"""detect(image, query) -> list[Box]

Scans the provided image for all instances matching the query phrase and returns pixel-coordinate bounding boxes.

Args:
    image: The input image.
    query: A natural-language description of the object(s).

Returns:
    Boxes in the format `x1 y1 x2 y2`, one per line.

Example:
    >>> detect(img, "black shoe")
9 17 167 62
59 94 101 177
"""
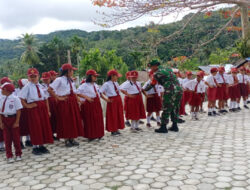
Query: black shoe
65 140 74 147
88 138 95 142
223 110 228 113
155 124 168 133
157 122 161 126
135 128 142 131
139 120 144 124
146 123 152 128
237 107 241 111
111 132 119 136
219 110 224 114
169 122 179 132
0 147 5 152
229 109 234 112
247 100 250 104
232 108 237 112
244 105 249 109
116 131 121 135
32 148 42 155
20 142 25 149
213 111 220 116
151 117 157 121
39 146 50 154
125 121 131 127
25 140 32 147
178 118 185 123
69 139 79 146
208 112 212 116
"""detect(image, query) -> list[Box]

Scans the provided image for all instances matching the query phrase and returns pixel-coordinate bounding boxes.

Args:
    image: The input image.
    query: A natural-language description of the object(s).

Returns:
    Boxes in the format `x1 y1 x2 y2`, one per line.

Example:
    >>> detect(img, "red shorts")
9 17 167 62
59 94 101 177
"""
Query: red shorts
189 92 202 107
217 84 228 101
207 87 217 101
239 83 248 97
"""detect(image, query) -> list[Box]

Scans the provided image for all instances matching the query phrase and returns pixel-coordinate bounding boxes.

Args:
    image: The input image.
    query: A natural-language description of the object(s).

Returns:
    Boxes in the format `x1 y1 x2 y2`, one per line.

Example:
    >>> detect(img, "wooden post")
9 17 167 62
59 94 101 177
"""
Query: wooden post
241 5 250 39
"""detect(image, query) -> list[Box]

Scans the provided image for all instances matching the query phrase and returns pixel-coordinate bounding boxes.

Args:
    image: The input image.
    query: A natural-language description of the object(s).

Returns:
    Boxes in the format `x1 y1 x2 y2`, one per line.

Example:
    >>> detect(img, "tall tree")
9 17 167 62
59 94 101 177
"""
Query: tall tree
19 33 40 65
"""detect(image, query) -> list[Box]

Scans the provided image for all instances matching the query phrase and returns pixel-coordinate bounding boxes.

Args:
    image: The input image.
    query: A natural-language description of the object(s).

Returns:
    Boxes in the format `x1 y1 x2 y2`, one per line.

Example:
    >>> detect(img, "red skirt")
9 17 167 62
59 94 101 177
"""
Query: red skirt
125 94 146 120
239 83 248 97
124 96 128 111
146 94 162 112
217 84 228 101
106 95 125 132
56 94 84 139
0 129 3 142
200 93 205 103
183 90 192 104
19 108 29 136
207 87 217 101
81 97 104 139
48 97 57 133
189 92 202 107
229 85 241 99
27 101 53 145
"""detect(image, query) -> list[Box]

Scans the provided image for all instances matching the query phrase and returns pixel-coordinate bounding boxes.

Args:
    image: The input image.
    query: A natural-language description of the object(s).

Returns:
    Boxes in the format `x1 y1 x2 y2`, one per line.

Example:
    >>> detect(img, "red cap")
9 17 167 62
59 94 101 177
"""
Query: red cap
197 71 203 77
41 72 51 80
247 69 250 74
86 69 99 76
130 70 139 78
199 71 205 76
81 79 86 84
239 66 246 71
107 69 122 77
231 68 238 73
186 71 192 76
210 67 218 73
1 83 15 93
0 77 11 85
61 63 77 71
27 68 39 76
49 70 58 76
218 67 225 72
126 71 131 79
18 79 28 88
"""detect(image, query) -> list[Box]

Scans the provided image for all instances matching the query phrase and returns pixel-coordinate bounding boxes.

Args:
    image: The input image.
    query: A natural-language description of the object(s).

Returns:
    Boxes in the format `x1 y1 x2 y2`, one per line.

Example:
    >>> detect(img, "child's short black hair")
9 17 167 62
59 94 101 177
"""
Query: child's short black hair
106 76 112 82
86 75 93 83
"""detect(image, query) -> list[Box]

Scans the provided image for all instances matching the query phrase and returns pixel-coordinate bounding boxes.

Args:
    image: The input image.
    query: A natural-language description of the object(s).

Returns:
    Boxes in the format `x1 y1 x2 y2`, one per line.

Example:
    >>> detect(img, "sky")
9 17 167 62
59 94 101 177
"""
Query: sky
0 0 184 40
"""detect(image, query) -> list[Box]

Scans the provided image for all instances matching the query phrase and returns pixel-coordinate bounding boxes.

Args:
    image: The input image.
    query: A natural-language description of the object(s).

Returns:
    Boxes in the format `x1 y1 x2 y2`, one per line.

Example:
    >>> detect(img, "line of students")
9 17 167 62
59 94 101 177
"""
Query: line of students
0 63 249 163
177 66 250 120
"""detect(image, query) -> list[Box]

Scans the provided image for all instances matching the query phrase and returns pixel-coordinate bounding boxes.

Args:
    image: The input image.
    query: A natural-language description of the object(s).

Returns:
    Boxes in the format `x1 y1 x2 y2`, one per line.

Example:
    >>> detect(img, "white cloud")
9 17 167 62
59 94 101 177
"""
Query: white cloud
0 0 187 39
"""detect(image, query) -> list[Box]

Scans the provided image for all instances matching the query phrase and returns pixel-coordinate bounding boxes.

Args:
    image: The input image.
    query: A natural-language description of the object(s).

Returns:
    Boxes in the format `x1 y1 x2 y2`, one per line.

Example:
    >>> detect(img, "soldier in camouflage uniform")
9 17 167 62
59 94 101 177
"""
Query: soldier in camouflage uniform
145 66 183 133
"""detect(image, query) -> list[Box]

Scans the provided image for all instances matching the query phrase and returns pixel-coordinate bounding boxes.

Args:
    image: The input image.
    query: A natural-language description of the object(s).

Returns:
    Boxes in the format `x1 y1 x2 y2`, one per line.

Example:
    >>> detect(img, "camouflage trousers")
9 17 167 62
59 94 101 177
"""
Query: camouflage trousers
161 93 182 125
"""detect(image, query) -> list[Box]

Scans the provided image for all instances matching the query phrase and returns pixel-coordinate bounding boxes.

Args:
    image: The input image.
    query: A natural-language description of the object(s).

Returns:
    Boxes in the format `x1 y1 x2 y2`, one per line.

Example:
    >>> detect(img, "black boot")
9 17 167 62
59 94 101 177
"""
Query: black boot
169 122 179 132
155 124 168 133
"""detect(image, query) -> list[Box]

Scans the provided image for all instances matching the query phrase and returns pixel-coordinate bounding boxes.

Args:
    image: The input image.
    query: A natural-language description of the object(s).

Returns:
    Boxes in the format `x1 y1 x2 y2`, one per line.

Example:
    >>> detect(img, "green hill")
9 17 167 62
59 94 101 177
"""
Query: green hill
0 10 241 67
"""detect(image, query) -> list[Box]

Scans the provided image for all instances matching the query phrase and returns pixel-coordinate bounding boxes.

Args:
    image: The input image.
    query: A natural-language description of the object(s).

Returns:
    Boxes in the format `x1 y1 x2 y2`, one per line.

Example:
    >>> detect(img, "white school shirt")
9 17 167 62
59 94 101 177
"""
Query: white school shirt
183 79 206 93
41 83 50 98
77 82 100 98
237 73 248 84
49 76 77 96
0 94 23 115
99 81 120 97
19 82 47 103
205 75 217 87
215 73 228 84
120 80 142 94
142 80 161 96
177 78 183 86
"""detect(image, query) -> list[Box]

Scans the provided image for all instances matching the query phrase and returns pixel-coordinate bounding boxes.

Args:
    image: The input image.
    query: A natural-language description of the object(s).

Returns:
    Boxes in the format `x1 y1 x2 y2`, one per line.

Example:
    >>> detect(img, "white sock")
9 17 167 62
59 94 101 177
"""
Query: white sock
237 102 240 108
33 145 39 148
131 120 136 129
244 101 247 106
233 102 236 109
212 108 216 112
156 116 160 122
136 120 139 128
229 101 233 109
208 108 211 112
147 116 151 124
0 142 4 148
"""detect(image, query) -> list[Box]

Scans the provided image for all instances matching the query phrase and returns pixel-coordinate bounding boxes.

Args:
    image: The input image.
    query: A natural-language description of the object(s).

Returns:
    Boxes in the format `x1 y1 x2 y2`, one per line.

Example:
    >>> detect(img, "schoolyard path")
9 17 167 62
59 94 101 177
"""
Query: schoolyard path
0 106 250 190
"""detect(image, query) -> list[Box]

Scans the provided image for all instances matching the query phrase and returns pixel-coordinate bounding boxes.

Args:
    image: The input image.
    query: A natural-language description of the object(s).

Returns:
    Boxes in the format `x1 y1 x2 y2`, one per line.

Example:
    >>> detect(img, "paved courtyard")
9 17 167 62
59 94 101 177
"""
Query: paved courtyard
0 106 250 190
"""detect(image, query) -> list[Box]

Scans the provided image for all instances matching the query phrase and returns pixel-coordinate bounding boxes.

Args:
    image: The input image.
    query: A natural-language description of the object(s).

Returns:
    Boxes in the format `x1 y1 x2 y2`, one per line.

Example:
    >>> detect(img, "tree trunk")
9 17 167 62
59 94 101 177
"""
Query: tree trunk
241 5 250 39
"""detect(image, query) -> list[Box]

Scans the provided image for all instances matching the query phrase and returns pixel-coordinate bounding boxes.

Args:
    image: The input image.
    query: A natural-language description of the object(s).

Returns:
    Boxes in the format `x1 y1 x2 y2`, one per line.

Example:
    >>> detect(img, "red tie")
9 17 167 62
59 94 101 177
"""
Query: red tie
153 85 157 93
134 82 141 93
93 84 99 98
1 96 8 113
113 82 119 96
194 81 200 93
213 77 218 86
243 75 245 84
68 78 73 94
221 74 226 84
36 85 42 98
